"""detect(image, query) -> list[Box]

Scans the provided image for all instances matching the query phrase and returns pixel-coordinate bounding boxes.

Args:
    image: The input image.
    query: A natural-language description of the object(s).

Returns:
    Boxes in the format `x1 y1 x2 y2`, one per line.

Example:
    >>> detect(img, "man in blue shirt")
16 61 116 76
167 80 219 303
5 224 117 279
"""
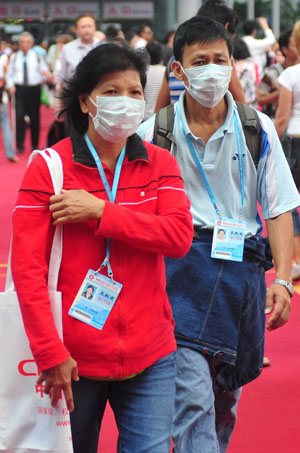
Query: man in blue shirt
138 16 300 453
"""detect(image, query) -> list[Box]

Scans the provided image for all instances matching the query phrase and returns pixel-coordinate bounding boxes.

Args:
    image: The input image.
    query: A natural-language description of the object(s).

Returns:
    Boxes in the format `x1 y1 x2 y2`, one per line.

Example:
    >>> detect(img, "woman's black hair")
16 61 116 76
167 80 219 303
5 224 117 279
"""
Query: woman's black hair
243 20 257 36
173 16 233 63
59 42 147 133
233 38 250 60
278 29 293 55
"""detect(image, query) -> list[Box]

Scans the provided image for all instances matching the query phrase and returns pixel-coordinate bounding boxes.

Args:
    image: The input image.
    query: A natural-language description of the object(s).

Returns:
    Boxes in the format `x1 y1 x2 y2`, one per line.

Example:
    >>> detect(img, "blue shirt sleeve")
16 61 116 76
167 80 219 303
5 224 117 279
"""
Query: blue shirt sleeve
137 115 156 143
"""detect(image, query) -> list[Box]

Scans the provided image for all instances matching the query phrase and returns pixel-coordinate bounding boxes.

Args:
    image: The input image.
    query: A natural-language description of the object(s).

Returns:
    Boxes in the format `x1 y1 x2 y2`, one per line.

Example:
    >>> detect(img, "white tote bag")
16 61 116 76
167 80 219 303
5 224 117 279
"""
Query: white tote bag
0 149 73 452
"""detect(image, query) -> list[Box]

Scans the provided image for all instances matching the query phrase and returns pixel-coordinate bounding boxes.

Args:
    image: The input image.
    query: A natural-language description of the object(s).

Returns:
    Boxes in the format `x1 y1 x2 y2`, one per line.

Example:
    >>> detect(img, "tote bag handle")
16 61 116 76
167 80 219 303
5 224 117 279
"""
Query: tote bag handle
5 148 63 293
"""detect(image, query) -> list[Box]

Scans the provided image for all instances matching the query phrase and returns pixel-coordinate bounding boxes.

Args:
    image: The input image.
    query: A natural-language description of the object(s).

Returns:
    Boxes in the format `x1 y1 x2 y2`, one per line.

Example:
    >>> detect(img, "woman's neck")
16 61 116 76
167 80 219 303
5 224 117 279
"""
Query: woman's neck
86 129 126 171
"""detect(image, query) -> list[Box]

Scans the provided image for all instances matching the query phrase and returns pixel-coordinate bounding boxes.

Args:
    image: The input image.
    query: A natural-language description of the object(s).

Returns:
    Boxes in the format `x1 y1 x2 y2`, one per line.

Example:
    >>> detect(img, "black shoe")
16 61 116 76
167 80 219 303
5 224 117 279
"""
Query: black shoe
17 148 23 154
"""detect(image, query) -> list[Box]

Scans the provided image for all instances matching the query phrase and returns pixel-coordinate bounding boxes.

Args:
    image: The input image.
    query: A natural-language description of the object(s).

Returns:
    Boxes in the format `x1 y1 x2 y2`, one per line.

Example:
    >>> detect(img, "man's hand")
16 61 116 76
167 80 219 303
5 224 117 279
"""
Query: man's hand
265 283 291 331
258 17 270 30
49 189 105 226
37 357 79 412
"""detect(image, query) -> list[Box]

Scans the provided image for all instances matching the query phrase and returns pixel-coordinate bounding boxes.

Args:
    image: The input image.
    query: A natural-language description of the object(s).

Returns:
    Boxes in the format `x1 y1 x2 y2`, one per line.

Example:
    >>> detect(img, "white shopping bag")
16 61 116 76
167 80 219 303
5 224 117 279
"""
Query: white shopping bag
0 149 73 452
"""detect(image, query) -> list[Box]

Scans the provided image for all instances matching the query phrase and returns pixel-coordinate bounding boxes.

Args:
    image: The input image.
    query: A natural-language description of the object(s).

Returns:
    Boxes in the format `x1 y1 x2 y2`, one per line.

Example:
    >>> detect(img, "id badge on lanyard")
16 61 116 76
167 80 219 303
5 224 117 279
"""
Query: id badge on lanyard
211 218 245 262
68 133 125 330
69 270 122 330
179 107 246 262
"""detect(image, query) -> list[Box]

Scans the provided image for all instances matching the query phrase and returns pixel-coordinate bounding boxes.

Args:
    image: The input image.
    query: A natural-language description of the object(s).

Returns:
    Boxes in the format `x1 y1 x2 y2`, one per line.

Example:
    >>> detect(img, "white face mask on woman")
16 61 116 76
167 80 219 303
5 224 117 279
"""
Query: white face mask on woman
180 63 232 108
88 95 145 143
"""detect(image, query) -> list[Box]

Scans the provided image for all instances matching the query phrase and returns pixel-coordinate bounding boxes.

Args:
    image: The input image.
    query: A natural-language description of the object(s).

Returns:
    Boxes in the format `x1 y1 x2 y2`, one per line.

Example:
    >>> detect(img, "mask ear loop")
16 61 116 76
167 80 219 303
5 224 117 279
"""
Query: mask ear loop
87 95 97 121
178 63 190 93
88 95 97 107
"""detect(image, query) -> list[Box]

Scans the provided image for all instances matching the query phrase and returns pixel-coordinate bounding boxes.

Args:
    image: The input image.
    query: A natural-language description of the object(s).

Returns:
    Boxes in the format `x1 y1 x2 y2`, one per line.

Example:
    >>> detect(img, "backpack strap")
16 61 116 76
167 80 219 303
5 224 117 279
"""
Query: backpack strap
153 103 176 150
236 101 261 168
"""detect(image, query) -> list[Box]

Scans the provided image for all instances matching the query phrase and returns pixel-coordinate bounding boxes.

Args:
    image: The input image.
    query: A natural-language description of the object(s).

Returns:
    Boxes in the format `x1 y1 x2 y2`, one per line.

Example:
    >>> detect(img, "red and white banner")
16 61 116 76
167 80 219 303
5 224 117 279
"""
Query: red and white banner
48 2 99 19
103 2 154 19
0 2 44 19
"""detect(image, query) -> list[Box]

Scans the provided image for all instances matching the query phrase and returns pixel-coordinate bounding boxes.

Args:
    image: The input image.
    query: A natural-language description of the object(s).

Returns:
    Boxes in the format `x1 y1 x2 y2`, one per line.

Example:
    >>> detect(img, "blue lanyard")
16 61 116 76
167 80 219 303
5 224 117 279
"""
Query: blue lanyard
178 107 245 221
85 133 126 278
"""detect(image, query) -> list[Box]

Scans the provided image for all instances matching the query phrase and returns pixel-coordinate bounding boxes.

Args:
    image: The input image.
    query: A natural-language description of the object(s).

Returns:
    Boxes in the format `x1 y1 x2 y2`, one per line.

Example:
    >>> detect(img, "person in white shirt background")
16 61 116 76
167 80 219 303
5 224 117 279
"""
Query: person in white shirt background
275 21 300 283
134 24 153 49
58 14 100 86
6 32 51 154
0 50 17 162
242 17 276 78
143 40 166 120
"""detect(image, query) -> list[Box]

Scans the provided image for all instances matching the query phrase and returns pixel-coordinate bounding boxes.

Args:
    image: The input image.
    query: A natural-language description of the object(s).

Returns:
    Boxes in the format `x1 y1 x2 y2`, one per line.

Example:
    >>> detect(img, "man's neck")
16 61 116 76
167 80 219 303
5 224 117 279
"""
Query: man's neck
184 93 228 144
80 38 94 46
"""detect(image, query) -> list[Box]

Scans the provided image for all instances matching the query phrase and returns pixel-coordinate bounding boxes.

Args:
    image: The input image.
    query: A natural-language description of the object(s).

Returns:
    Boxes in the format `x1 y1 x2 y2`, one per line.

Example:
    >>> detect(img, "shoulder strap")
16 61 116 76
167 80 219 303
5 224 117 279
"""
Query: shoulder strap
28 148 63 292
153 100 262 167
153 103 176 150
236 101 261 168
272 62 284 77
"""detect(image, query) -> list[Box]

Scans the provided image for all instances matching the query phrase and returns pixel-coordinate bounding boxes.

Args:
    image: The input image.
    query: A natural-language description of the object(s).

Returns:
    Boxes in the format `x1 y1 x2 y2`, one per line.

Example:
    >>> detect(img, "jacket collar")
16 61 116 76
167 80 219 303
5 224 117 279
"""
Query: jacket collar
71 129 149 167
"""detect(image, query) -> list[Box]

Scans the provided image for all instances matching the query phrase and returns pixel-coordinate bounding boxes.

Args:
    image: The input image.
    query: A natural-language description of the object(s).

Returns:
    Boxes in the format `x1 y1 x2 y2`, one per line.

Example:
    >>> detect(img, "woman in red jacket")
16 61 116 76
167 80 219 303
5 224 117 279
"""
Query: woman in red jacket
11 43 193 452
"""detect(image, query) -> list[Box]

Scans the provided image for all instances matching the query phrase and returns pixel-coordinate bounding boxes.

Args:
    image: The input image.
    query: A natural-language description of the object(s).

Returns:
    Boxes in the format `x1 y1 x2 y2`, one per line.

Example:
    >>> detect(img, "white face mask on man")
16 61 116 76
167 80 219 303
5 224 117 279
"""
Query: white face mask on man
180 63 232 108
88 95 145 143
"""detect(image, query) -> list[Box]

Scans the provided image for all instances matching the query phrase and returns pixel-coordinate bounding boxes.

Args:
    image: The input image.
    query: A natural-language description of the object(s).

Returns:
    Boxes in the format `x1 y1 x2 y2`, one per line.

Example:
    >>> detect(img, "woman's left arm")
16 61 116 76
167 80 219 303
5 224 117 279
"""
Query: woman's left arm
274 85 292 139
49 154 194 258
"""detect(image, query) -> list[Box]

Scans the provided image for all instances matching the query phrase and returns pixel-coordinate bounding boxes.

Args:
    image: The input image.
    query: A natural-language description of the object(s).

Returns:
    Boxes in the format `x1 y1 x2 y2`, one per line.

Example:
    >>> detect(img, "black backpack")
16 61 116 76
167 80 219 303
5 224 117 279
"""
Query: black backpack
153 101 262 168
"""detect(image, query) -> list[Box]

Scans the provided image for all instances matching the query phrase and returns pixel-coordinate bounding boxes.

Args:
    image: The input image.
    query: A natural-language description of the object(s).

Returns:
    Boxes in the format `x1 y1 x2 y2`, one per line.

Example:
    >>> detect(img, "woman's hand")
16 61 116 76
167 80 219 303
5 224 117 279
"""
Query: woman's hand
37 356 79 412
49 189 105 225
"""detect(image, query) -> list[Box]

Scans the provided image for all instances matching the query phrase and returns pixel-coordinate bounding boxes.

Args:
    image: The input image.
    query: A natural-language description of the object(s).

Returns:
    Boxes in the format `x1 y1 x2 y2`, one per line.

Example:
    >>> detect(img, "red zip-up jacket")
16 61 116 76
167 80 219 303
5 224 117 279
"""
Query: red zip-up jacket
11 132 193 378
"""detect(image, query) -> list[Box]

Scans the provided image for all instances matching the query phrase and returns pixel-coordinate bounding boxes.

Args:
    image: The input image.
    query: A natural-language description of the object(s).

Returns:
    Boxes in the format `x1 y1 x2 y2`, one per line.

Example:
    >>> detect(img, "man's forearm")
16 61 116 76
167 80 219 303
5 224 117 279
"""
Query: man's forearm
266 211 294 280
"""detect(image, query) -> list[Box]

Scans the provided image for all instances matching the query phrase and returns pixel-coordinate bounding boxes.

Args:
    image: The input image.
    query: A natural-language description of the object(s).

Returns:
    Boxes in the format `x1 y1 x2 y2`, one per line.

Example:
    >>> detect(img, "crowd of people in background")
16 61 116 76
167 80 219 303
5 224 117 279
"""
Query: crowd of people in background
1 2 300 452
1 10 299 159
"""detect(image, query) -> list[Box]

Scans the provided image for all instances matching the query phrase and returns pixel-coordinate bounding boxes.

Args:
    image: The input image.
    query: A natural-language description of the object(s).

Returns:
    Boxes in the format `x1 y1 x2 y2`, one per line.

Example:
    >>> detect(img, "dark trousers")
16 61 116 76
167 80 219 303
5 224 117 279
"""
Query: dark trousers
15 84 41 151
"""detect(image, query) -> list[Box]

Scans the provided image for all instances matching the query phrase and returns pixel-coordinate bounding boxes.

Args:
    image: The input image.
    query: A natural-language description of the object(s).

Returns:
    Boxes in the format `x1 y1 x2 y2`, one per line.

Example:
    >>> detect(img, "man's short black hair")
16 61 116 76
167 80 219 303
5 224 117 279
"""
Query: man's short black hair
197 0 239 35
278 29 293 54
105 25 120 40
173 16 233 63
59 43 147 133
146 40 163 65
137 23 150 36
233 38 250 60
243 19 257 36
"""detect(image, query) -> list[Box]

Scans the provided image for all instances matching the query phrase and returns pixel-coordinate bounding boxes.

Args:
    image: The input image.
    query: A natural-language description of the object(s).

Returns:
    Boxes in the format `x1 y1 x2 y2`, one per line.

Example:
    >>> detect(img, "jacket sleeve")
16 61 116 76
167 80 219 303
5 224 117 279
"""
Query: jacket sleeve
97 150 194 258
11 156 70 371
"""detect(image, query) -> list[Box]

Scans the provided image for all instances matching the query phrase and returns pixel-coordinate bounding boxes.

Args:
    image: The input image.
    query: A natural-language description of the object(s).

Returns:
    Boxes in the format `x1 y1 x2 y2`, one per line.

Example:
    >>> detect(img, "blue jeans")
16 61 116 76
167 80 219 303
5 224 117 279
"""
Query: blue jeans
166 231 267 392
0 102 15 158
70 352 176 453
173 346 241 453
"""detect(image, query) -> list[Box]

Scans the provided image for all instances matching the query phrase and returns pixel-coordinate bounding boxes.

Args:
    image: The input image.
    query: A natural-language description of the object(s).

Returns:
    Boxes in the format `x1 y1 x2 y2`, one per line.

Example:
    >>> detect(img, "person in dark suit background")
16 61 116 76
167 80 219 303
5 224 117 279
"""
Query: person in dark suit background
6 32 51 154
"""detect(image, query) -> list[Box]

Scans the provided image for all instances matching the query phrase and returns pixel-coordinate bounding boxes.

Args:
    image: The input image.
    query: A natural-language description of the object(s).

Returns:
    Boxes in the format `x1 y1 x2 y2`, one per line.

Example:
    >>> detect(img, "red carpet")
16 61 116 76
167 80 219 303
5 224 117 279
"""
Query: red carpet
1 104 300 452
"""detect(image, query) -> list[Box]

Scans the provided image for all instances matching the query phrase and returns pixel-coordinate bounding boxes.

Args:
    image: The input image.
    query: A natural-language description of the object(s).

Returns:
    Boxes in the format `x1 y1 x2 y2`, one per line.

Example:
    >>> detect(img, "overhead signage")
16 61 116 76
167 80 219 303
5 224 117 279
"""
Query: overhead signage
0 2 44 19
48 2 99 18
103 2 154 19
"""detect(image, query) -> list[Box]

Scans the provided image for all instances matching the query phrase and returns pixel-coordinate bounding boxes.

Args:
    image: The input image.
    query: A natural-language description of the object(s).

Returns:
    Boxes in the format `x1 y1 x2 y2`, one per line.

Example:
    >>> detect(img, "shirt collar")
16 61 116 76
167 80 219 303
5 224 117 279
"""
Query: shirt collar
71 129 149 167
177 90 236 139
77 37 99 49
